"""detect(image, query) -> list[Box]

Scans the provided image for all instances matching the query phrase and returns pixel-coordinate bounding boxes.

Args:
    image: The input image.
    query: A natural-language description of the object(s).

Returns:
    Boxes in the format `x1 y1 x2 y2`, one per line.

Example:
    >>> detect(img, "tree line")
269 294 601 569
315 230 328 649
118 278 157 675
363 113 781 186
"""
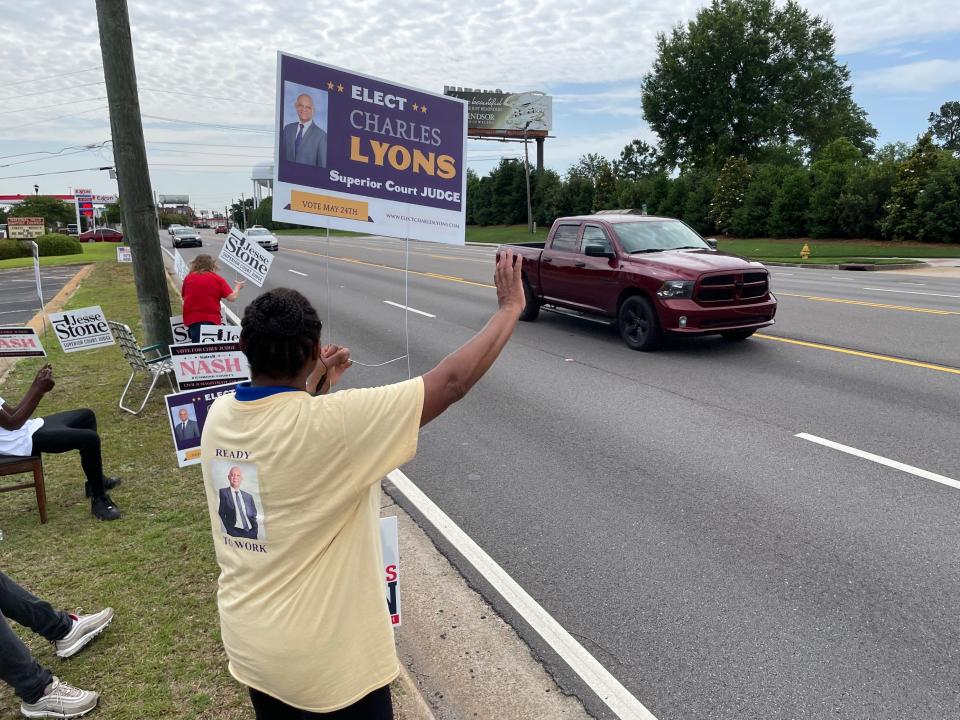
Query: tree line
468 0 960 242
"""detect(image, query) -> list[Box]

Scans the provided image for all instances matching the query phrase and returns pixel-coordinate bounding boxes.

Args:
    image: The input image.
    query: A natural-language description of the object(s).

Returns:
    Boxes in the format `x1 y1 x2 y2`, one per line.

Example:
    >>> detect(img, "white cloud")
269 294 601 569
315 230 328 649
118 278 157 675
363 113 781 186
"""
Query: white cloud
859 59 960 93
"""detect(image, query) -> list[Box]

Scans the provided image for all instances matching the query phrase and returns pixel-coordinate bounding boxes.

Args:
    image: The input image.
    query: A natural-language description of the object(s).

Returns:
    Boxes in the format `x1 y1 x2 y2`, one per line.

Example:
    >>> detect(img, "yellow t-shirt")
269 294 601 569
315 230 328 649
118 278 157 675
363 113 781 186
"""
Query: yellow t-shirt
199 377 424 712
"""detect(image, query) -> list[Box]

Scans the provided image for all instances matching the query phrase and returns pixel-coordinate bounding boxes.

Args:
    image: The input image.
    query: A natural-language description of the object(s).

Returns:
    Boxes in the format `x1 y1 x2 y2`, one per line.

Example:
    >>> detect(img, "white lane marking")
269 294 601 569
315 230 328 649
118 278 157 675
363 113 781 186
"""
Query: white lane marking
899 282 926 286
772 273 794 276
797 433 960 491
387 469 658 720
862 287 960 299
383 300 435 318
288 269 308 277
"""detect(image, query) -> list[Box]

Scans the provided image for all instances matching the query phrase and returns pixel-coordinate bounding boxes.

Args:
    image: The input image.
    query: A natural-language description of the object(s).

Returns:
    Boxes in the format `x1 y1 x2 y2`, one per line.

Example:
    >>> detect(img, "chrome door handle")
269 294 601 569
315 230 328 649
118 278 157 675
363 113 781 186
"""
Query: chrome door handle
574 262 586 268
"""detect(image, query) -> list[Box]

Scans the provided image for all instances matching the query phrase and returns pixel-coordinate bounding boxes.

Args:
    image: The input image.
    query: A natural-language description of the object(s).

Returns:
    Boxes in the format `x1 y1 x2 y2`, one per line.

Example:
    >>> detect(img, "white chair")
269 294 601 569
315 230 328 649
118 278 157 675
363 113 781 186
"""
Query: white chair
108 321 177 415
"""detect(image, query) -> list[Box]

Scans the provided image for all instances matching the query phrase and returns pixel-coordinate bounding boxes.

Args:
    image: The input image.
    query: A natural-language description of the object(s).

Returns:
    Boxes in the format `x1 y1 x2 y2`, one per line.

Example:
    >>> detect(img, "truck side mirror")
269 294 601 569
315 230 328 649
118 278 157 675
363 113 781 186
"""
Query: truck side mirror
705 238 718 250
584 244 615 259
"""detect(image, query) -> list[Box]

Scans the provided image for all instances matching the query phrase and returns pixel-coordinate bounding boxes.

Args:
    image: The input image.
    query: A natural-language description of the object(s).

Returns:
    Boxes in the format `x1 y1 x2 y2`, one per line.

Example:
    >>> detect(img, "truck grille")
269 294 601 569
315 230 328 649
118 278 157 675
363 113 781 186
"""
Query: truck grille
696 272 768 303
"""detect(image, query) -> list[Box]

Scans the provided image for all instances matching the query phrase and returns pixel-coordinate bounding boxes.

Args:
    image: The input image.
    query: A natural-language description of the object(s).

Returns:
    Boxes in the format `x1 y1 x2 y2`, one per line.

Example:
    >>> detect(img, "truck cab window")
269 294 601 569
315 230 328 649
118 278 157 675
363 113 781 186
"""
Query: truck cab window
581 226 612 254
551 224 580 252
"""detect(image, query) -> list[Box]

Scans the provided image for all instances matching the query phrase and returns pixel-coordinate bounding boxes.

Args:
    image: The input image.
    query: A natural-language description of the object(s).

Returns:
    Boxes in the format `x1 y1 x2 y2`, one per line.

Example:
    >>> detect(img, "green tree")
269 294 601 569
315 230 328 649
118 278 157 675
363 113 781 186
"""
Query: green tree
730 165 783 237
928 101 960 152
880 133 942 241
101 202 122 225
768 167 811 237
641 0 876 169
593 161 618 210
914 154 960 242
567 153 610 184
658 176 690 220
532 169 564 227
9 196 74 228
613 140 661 180
807 138 863 237
709 156 750 233
681 171 718 235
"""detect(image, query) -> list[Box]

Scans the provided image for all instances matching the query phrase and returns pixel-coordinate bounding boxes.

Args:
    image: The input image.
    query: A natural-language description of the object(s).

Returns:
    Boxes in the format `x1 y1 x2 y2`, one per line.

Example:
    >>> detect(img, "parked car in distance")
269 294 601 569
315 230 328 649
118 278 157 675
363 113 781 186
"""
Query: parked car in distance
0 224 7 239
171 227 202 248
167 224 184 235
500 214 777 351
78 228 124 242
215 225 228 234
67 224 80 236
246 226 278 251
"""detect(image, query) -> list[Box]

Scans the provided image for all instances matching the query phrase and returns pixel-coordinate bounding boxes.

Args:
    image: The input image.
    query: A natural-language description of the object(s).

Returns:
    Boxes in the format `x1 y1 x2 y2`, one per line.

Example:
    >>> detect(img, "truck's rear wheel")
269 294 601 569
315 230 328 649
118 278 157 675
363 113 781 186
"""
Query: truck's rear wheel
618 295 661 351
720 328 757 341
519 277 540 321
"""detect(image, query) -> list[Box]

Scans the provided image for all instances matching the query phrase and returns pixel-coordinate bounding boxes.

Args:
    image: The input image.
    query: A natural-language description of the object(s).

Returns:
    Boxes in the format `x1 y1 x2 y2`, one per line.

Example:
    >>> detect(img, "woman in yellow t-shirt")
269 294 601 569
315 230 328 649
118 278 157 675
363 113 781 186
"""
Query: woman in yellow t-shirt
201 251 525 719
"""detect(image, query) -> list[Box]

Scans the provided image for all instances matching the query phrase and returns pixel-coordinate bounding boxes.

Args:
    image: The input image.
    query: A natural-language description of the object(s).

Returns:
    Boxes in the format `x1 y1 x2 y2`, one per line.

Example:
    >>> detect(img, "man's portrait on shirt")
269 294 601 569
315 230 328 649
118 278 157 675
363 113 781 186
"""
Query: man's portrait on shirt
215 462 265 541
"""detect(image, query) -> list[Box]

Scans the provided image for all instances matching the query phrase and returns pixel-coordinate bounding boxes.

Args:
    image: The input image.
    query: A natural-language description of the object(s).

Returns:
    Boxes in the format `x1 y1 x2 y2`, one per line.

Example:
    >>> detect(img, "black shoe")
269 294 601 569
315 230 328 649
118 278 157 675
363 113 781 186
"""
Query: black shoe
91 495 121 521
85 477 122 498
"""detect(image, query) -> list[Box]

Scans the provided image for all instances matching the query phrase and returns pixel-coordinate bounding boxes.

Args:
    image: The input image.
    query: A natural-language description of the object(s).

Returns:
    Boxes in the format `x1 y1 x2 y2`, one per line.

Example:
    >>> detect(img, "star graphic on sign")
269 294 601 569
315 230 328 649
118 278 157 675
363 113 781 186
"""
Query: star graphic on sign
411 102 419 112
420 104 427 113
326 81 334 90
337 83 344 92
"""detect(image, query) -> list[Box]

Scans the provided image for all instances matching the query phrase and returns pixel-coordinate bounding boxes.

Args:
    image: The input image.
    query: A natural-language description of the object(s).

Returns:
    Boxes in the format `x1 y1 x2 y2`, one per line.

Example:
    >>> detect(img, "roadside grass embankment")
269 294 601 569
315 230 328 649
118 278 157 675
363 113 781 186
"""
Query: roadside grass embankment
0 243 120 271
0 262 250 719
464 225 960 263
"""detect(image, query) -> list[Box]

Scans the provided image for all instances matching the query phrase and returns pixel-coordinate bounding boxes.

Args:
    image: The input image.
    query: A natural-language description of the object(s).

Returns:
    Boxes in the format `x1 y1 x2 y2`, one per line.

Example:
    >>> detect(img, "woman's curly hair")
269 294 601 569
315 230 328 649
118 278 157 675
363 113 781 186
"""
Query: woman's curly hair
240 288 322 378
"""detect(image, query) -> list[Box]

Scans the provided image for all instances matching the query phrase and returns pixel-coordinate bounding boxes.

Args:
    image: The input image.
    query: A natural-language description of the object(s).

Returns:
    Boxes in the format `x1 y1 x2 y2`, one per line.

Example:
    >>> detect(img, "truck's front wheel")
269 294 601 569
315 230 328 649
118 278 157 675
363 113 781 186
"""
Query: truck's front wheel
618 295 661 351
519 277 540 321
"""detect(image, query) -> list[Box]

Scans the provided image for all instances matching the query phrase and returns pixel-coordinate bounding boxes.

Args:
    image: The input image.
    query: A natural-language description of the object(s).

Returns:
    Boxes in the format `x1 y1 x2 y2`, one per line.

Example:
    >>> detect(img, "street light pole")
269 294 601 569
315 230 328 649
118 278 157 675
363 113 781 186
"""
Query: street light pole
523 121 534 234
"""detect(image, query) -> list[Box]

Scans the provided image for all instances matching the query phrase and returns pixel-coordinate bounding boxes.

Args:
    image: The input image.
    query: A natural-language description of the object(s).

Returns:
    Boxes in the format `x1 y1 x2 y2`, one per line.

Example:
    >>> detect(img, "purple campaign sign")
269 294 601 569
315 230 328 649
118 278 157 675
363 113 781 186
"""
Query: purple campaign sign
275 53 467 216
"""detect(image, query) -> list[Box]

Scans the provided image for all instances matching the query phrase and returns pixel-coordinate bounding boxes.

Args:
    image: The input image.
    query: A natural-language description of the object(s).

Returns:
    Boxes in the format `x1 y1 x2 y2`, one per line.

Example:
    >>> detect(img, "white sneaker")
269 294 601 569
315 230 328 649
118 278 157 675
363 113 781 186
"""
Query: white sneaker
54 608 114 659
19 677 99 718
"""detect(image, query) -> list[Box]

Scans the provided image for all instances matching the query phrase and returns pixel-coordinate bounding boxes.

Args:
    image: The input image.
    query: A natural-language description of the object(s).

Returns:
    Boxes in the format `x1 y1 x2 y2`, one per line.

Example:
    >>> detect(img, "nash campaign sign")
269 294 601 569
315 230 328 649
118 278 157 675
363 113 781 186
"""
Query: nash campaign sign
218 228 273 287
116 246 132 263
272 52 468 245
48 306 114 353
0 327 46 357
171 341 250 390
164 382 239 467
380 516 401 626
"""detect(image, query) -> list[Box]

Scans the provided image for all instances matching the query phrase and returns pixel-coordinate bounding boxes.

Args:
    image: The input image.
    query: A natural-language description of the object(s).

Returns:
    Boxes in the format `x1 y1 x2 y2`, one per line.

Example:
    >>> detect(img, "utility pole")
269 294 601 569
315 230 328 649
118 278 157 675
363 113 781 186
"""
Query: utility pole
523 122 534 234
96 0 172 347
240 192 247 230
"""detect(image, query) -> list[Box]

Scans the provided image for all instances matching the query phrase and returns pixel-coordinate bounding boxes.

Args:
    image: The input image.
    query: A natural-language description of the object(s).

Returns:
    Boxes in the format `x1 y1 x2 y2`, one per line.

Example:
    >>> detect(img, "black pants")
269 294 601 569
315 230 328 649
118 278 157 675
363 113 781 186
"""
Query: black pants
249 685 393 720
30 408 105 498
0 570 72 704
187 321 215 343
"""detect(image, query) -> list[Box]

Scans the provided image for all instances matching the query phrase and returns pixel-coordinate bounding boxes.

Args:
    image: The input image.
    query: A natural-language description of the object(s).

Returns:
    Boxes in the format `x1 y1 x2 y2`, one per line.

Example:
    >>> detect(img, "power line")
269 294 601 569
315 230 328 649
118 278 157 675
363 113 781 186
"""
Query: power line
1 66 103 89
0 141 111 161
0 165 111 181
147 148 273 159
145 140 272 149
6 80 106 101
140 113 272 133
148 162 264 167
0 106 108 132
139 86 272 107
0 143 111 168
0 96 109 117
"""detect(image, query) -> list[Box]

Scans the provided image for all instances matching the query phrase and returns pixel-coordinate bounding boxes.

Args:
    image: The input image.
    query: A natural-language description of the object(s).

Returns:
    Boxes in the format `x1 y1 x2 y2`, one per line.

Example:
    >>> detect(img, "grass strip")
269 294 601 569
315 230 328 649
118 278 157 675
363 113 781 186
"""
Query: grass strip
0 243 121 271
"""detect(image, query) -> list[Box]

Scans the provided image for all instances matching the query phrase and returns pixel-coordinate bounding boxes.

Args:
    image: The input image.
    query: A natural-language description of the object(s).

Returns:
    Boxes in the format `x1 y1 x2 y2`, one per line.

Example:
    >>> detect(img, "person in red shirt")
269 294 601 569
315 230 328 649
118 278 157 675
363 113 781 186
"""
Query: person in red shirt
182 255 245 342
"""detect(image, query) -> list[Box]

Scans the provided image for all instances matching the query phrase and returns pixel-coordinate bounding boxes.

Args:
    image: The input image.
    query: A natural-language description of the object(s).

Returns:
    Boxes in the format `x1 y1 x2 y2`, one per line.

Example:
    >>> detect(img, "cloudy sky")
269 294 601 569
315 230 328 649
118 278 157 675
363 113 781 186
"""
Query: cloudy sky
1 0 959 215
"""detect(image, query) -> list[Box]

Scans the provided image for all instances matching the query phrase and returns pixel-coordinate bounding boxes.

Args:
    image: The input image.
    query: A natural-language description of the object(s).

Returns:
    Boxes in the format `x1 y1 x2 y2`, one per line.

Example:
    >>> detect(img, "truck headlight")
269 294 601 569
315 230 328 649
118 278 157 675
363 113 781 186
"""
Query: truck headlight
656 280 694 298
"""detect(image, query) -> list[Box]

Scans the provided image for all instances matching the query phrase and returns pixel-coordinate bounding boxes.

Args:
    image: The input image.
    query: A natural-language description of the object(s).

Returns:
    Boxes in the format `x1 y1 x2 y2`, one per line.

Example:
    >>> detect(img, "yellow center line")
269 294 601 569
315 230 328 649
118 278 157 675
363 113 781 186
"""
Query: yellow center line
756 334 960 375
283 248 958 376
776 291 958 316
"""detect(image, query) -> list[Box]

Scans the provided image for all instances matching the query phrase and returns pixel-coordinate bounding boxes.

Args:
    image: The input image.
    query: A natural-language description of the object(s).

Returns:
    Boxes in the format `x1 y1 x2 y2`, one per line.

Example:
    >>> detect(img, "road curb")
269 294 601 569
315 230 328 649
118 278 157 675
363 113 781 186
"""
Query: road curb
0 263 94 385
761 260 925 271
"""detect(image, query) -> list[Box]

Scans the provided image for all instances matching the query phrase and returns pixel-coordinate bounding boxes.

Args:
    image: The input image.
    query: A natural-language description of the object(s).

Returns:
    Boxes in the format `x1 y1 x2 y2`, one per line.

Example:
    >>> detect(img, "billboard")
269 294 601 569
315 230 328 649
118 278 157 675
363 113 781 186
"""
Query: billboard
443 88 552 133
158 194 189 205
8 217 45 239
272 52 468 245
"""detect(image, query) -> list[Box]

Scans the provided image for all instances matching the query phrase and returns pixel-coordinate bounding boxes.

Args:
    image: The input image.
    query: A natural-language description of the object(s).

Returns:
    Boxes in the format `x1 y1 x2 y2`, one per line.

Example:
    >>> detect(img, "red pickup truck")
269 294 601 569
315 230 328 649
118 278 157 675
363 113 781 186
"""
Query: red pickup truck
502 214 777 350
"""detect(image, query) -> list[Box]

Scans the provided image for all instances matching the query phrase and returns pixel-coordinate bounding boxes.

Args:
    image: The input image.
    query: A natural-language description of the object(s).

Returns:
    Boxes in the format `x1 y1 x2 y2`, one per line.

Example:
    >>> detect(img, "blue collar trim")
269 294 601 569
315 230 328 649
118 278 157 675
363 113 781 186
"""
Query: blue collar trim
234 382 302 401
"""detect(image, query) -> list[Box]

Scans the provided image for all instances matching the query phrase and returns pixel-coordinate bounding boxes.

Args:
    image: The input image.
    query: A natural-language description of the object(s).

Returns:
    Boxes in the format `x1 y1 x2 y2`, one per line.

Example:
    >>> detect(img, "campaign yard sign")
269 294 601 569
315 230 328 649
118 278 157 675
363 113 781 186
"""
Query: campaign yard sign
171 341 250 389
164 382 239 467
48 306 114 353
174 249 189 283
0 327 46 357
198 325 241 343
218 228 273 287
380 516 401 626
116 246 132 263
272 52 468 245
169 316 190 345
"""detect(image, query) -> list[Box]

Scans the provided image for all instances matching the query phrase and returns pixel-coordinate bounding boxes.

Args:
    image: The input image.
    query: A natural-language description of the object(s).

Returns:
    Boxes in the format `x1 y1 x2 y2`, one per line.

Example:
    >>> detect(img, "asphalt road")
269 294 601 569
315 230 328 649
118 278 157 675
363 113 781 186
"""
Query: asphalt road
0 265 83 326
172 230 960 720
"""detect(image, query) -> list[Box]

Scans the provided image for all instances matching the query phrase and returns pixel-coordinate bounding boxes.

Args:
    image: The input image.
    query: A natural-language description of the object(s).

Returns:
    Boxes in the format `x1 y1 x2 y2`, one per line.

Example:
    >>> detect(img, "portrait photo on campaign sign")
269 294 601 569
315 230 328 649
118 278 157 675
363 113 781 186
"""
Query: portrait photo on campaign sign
212 460 267 543
272 51 468 245
281 81 329 168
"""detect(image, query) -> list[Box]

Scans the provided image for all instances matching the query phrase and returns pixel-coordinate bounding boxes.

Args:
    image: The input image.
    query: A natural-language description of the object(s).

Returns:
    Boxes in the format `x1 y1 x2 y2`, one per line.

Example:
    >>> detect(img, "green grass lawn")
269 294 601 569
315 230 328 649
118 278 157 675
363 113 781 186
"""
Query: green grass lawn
0 263 251 719
463 225 960 260
0 243 121 271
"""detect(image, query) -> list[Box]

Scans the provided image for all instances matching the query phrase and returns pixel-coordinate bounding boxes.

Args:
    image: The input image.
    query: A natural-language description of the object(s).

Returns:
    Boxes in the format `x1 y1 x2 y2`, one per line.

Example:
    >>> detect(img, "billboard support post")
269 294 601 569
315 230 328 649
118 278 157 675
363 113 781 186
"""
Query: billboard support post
523 122 533 235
